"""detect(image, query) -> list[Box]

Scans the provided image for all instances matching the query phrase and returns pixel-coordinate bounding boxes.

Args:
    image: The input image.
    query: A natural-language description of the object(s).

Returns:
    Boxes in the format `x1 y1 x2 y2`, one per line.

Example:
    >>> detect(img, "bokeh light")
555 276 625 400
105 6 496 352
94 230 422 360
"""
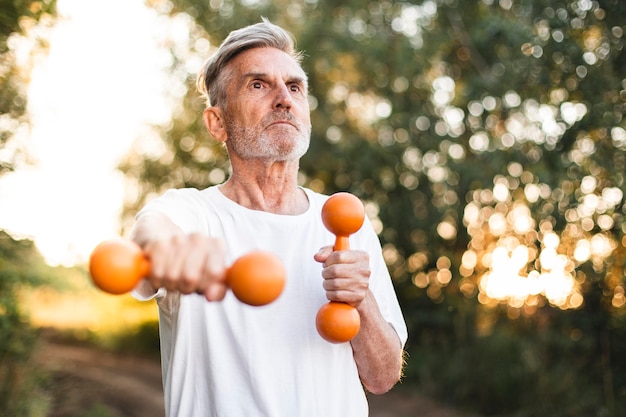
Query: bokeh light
458 172 621 310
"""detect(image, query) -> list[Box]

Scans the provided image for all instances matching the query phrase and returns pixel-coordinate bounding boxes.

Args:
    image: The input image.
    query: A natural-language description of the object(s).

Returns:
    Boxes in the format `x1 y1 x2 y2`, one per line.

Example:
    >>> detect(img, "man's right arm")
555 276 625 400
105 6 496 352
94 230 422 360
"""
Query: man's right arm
130 211 229 301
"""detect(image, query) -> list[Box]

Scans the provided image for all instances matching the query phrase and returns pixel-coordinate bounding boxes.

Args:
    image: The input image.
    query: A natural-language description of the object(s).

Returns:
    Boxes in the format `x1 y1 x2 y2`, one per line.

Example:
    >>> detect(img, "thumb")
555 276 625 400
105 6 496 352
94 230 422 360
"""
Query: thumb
314 245 333 263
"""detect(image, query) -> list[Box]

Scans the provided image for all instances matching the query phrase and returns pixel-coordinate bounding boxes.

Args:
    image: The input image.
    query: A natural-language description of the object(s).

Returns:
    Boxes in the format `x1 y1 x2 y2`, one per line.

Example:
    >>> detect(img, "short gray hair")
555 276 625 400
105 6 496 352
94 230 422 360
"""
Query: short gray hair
197 18 304 107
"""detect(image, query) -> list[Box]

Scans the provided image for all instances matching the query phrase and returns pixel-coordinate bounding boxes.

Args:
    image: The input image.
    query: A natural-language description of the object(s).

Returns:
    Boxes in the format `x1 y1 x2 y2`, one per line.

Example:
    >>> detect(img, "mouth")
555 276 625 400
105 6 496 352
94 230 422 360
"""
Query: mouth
269 120 297 129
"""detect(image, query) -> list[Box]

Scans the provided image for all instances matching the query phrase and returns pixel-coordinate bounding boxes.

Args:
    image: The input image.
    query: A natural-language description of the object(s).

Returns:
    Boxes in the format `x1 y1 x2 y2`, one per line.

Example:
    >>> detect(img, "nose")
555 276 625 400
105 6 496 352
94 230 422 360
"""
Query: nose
273 83 293 110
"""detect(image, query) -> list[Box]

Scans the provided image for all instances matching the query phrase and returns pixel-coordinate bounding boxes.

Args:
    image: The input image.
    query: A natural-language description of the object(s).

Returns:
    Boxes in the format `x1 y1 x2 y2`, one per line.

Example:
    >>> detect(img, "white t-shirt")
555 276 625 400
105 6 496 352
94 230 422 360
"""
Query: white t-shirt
133 186 407 417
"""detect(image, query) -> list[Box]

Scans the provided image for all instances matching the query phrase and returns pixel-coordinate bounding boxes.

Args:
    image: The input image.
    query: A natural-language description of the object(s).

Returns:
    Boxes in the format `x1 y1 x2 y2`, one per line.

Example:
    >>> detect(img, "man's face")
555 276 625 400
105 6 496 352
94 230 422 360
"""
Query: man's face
221 47 312 161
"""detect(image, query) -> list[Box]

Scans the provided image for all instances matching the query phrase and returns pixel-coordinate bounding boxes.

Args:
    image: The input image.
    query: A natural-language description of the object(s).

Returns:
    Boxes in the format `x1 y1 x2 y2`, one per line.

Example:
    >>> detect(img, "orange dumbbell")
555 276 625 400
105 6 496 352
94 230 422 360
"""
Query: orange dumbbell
89 238 286 306
315 192 365 343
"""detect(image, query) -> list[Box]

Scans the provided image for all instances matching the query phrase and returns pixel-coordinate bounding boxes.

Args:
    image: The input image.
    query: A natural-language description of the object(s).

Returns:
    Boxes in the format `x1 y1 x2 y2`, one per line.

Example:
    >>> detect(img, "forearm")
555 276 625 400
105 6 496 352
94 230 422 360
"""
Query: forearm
351 291 404 394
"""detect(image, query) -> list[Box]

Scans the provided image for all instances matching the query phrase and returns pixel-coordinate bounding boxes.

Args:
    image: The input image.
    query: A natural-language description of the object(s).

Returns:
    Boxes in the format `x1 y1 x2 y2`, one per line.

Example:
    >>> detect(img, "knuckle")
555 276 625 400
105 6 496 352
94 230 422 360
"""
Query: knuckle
188 233 206 245
180 271 199 287
362 267 372 278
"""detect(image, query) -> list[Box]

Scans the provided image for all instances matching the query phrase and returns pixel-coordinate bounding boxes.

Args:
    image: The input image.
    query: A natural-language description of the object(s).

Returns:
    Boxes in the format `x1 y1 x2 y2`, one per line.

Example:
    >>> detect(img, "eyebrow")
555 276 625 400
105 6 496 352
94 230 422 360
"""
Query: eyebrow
240 72 308 87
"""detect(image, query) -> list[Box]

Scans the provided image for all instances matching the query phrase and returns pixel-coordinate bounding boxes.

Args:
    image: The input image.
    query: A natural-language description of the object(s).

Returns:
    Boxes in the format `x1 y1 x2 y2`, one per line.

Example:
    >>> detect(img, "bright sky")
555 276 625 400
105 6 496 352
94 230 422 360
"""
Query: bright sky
0 0 172 266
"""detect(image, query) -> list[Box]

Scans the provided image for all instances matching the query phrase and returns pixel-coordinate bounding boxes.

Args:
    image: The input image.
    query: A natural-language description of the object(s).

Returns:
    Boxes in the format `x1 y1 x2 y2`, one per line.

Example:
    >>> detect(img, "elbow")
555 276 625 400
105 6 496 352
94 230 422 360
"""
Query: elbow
365 383 396 396
363 371 401 395
362 357 404 395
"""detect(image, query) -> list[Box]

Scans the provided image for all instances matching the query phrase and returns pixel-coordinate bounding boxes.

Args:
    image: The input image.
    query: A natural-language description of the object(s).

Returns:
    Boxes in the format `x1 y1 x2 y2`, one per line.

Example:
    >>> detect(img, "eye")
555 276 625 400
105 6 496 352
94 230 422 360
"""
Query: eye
252 81 263 89
289 83 302 93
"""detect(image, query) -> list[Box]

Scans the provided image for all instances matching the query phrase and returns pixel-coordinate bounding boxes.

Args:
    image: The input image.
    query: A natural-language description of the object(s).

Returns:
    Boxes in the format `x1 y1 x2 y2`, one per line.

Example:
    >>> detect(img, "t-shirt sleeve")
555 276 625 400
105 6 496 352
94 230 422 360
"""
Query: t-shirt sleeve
136 188 207 234
131 279 167 301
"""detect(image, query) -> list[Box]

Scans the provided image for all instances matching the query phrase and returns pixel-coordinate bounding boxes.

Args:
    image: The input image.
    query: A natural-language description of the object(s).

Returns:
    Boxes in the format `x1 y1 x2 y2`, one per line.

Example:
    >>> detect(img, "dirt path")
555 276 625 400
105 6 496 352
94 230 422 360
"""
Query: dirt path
36 340 468 417
36 341 165 417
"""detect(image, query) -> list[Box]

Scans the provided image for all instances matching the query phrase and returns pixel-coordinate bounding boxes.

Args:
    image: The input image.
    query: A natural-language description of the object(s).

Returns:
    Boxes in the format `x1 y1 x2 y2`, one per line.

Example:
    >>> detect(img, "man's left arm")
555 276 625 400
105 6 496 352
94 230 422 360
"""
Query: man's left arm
351 290 405 394
314 247 405 394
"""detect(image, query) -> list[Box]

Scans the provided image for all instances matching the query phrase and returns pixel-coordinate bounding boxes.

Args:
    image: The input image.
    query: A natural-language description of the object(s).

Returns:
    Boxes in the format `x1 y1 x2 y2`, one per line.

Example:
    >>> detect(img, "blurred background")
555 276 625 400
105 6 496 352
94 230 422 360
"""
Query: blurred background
1 0 624 416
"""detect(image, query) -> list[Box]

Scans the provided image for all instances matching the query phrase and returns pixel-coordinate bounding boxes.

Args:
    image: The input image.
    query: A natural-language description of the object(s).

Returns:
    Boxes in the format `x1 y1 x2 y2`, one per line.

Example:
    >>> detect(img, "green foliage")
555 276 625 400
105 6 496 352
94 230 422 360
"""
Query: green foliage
408 303 626 416
0 0 56 174
109 319 160 358
0 231 53 416
122 0 626 414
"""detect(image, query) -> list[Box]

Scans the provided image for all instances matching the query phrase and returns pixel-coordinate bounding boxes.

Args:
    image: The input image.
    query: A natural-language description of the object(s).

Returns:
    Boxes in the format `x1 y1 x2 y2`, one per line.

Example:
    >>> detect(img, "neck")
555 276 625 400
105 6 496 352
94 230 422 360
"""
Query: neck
219 159 308 215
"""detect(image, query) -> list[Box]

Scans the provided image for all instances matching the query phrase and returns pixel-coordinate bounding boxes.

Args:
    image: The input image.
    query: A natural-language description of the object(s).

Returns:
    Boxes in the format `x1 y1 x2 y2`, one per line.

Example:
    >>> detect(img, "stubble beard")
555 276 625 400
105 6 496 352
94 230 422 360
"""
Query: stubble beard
224 111 311 162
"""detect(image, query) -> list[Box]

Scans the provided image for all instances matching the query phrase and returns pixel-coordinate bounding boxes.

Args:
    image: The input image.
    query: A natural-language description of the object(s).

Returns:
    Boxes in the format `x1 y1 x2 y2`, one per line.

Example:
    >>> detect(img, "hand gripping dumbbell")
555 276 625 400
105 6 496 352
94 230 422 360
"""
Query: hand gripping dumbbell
315 192 365 343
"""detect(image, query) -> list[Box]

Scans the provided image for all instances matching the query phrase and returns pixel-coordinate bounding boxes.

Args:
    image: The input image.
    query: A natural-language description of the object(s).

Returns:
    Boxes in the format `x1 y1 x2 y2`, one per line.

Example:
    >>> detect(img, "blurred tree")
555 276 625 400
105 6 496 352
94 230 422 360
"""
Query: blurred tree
0 0 56 174
0 231 54 416
0 2 57 416
123 0 625 415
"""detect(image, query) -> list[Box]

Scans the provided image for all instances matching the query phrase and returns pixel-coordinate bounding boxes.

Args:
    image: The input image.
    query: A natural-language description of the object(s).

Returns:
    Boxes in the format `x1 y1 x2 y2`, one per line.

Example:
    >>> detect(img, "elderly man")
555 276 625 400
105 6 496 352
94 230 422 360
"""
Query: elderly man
131 18 407 417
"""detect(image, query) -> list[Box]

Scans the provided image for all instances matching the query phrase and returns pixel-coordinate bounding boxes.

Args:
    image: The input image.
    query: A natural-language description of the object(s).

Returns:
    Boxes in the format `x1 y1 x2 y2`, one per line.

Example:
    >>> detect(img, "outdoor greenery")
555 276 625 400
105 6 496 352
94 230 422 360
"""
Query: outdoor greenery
0 0 55 174
119 0 626 415
0 1 56 415
0 231 52 416
0 0 624 416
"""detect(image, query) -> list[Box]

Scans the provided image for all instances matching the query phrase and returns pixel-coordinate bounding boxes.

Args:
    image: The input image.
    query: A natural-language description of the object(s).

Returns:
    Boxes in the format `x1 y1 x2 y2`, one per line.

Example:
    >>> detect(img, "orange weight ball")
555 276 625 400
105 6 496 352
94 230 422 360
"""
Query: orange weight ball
227 251 286 306
315 301 361 344
89 238 150 295
321 192 365 250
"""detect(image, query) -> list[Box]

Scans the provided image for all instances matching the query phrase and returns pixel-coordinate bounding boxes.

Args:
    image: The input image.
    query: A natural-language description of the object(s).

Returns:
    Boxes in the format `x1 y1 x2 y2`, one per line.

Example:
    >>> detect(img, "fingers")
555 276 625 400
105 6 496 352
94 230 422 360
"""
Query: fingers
314 245 333 263
203 243 228 301
144 234 228 298
318 249 371 306
204 282 228 302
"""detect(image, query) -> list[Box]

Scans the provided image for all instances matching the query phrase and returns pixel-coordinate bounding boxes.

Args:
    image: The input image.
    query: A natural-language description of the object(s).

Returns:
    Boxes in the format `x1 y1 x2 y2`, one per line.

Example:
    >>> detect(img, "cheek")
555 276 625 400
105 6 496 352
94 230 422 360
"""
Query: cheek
226 103 256 127
297 105 312 126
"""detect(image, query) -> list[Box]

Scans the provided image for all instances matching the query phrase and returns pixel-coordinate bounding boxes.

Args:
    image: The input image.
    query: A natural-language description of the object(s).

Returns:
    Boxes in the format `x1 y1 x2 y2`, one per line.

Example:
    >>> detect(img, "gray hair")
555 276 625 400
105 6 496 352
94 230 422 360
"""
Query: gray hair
197 18 304 107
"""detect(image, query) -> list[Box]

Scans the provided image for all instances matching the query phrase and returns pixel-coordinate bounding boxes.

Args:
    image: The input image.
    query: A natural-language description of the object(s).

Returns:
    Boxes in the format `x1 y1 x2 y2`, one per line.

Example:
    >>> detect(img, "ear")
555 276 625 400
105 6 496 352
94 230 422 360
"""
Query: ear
203 107 227 143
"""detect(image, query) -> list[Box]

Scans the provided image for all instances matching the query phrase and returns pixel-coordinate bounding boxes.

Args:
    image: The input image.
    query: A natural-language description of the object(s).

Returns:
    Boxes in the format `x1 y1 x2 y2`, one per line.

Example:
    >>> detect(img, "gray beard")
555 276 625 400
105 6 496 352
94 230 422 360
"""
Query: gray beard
224 112 311 161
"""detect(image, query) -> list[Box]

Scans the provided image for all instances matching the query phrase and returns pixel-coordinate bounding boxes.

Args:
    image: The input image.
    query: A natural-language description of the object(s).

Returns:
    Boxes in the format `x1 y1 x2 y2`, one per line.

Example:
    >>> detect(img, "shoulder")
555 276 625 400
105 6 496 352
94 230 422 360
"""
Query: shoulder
145 186 218 208
137 186 219 233
160 186 211 200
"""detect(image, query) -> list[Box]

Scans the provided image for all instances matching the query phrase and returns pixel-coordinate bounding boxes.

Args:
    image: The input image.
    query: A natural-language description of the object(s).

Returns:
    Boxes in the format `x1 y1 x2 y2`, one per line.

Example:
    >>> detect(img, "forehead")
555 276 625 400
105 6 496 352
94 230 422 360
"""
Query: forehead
228 47 306 80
